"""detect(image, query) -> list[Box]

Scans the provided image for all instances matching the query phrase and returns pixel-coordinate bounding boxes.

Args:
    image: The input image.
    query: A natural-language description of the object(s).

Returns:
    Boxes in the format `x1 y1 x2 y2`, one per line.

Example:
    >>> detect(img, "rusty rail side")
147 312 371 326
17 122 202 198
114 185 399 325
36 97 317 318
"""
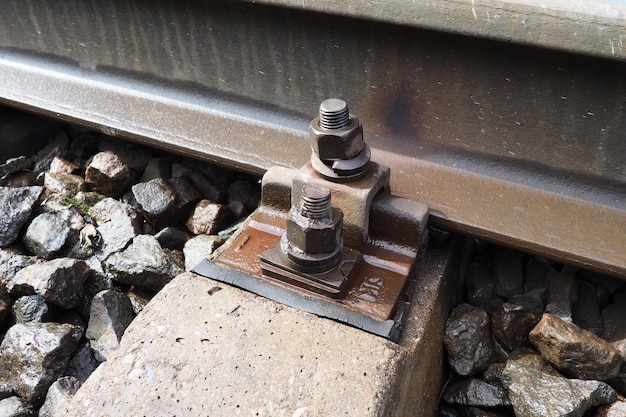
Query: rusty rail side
0 1 625 276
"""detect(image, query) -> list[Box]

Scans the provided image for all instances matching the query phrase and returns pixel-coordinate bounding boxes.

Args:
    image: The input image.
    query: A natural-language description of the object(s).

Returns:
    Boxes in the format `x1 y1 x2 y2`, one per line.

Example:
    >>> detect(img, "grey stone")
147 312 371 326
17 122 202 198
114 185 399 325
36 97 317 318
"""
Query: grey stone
84 152 131 197
131 178 177 222
493 247 524 299
183 234 224 271
595 400 626 417
99 139 152 171
458 407 502 417
0 186 43 247
0 396 34 417
465 262 495 308
38 376 82 417
179 158 234 190
545 271 577 322
12 295 53 323
444 304 496 376
529 314 623 381
438 403 461 417
171 162 223 202
88 197 139 226
139 157 172 182
23 212 70 259
0 323 75 405
95 212 138 260
572 280 604 335
524 257 549 292
502 350 616 417
442 378 510 407
65 343 100 383
83 256 113 300
33 132 70 175
9 258 90 309
43 173 85 196
0 156 31 177
0 248 40 286
105 235 183 291
185 199 232 235
86 290 134 362
227 179 260 212
155 226 191 250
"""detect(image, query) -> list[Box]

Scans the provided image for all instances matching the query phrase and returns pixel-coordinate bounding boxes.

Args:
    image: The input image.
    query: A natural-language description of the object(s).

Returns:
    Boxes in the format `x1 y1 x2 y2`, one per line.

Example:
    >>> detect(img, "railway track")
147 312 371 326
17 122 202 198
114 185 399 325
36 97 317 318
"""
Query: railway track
1 0 625 278
1 1 626 415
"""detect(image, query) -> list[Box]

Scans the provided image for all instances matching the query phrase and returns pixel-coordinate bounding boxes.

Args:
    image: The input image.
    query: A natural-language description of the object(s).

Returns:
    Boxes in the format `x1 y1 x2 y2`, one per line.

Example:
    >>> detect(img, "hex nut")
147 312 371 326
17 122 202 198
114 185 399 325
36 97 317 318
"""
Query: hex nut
309 117 364 161
286 208 342 254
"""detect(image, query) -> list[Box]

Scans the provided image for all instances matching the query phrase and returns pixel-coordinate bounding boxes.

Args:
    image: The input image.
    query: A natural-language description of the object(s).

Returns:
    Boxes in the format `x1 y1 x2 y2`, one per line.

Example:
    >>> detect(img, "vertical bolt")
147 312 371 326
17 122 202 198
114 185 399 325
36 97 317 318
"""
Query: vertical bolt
299 184 332 220
318 98 350 130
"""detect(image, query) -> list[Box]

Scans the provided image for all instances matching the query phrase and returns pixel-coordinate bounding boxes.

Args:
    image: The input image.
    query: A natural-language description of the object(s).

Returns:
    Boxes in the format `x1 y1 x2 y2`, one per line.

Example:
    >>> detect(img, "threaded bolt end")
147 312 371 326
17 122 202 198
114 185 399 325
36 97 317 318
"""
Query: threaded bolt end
299 185 332 220
319 98 350 130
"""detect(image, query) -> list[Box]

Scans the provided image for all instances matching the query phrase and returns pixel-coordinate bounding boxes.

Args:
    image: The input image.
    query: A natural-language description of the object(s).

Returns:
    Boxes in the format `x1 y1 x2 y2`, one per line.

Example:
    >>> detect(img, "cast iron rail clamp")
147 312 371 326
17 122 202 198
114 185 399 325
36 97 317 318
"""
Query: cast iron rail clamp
194 99 428 341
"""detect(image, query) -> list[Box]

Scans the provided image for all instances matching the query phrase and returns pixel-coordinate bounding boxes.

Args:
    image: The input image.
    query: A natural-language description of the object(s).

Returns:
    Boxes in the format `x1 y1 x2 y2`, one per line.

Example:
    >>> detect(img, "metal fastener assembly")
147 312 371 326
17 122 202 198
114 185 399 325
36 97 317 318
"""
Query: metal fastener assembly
280 184 343 274
309 98 371 180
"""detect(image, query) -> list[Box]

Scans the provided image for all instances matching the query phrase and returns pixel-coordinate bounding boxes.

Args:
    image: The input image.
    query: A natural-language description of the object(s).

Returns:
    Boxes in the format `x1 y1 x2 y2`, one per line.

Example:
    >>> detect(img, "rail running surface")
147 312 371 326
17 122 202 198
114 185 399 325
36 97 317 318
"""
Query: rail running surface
0 1 625 277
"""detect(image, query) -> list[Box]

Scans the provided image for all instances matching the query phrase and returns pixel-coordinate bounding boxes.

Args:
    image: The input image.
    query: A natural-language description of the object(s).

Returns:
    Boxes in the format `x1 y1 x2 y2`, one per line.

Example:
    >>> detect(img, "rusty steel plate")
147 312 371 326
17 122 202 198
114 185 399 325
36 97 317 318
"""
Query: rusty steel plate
0 1 625 277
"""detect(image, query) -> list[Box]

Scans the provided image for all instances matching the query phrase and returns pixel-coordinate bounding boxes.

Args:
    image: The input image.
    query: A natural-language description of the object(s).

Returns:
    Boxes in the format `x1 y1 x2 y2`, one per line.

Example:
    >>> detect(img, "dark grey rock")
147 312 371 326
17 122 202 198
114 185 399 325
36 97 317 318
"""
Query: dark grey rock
493 247 524 299
84 151 131 197
127 287 153 315
65 343 99 383
32 132 69 175
23 212 70 259
442 378 510 407
155 226 192 250
168 176 202 219
0 156 31 177
86 290 134 362
12 295 53 323
227 179 260 212
572 280 604 335
465 262 495 308
0 396 34 417
43 173 85 196
178 158 234 190
491 290 544 351
529 313 623 381
0 323 75 406
545 272 577 322
131 178 177 221
38 376 82 417
185 199 232 235
83 256 113 300
523 257 549 292
444 304 496 376
9 258 90 309
171 162 223 202
0 186 43 247
602 288 626 361
595 400 626 416
0 288 11 324
183 234 224 271
458 407 503 417
502 350 616 417
105 235 183 291
438 403 461 417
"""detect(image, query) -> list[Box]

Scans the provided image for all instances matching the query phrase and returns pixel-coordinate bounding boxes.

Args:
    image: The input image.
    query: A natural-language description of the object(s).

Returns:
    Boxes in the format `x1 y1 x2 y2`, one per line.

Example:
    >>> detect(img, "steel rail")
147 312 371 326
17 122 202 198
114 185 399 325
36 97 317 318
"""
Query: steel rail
1 1 625 277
